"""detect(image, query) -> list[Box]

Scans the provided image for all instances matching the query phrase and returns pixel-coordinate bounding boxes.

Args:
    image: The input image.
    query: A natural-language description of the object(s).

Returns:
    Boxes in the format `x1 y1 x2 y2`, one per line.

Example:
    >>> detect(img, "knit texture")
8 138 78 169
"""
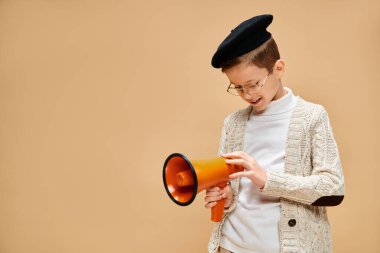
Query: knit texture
208 98 345 253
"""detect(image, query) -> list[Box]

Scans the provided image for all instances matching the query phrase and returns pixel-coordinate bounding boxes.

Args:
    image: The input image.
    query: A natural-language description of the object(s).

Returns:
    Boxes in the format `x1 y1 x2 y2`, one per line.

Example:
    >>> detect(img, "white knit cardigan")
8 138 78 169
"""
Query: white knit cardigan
208 98 345 253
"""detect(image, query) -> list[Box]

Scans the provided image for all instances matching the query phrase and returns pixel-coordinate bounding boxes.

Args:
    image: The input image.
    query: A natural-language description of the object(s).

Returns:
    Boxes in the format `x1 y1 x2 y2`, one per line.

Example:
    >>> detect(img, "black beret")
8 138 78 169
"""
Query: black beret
211 14 273 68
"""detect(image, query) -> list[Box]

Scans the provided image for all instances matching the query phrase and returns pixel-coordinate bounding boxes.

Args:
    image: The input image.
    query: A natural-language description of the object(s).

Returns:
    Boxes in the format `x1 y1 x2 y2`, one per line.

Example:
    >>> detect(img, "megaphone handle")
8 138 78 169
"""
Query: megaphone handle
210 181 229 222
211 198 225 222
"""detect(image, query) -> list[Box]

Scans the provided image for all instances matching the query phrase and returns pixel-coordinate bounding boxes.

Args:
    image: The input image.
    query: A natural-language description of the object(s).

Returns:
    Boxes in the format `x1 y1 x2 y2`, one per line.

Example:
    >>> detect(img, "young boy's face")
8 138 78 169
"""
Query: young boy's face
224 60 286 114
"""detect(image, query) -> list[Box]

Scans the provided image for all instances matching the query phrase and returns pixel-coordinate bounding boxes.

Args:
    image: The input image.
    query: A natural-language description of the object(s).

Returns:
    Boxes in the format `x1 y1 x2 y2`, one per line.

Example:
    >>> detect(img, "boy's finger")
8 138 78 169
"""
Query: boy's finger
222 152 243 159
229 171 246 179
204 194 222 202
205 191 222 197
207 186 220 192
205 201 217 208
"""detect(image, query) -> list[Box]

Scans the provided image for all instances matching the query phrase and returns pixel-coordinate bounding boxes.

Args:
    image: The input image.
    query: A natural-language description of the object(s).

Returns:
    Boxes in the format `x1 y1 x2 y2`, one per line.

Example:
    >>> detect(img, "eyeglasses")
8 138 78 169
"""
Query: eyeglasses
227 74 270 96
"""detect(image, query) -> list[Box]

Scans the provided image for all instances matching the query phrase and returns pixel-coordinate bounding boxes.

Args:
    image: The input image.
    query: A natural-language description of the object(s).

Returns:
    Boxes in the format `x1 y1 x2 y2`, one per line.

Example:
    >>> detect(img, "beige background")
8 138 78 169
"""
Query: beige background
1 0 379 252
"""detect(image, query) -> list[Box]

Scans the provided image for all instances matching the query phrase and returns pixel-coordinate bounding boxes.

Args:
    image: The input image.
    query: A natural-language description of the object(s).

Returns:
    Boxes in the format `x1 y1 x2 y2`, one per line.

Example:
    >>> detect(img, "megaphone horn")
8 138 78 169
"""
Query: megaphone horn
162 153 243 222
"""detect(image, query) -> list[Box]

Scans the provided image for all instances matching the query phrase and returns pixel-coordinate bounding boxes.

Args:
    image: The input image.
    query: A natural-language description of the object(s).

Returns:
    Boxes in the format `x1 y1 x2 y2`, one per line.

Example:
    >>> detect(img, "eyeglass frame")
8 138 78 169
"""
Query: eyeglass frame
226 73 271 96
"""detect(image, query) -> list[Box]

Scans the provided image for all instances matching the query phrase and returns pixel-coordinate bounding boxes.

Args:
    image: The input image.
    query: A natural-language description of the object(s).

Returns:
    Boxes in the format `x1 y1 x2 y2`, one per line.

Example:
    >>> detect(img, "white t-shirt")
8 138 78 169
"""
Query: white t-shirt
220 87 298 253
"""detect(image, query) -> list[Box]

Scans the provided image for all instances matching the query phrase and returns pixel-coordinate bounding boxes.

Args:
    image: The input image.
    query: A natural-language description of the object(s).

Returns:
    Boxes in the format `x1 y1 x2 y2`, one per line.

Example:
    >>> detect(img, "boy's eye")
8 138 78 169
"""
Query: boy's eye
244 81 259 87
250 81 260 87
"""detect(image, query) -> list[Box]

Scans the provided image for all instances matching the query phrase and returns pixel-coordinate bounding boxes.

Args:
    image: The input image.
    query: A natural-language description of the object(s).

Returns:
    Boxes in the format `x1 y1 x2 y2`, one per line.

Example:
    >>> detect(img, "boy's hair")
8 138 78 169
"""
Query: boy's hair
221 37 280 73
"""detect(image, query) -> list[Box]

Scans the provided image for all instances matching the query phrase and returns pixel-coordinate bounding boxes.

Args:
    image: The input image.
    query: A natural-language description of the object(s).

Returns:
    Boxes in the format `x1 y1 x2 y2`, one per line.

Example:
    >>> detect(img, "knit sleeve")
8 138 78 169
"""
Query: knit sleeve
217 116 229 156
261 108 345 206
216 114 240 213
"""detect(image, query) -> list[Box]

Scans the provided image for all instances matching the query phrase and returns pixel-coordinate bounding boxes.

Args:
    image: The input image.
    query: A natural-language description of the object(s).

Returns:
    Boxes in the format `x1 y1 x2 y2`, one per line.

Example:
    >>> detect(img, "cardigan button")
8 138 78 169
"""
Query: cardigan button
288 219 296 227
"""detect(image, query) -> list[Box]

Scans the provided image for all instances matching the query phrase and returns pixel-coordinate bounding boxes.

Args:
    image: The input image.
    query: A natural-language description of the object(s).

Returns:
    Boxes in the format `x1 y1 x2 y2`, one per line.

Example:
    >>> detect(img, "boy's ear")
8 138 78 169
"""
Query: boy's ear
274 59 285 77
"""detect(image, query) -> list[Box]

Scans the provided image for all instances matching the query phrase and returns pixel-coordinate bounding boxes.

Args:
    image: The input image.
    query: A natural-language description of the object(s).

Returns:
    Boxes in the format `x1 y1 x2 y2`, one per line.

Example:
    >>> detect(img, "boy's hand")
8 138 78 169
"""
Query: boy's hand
204 185 233 209
222 151 267 189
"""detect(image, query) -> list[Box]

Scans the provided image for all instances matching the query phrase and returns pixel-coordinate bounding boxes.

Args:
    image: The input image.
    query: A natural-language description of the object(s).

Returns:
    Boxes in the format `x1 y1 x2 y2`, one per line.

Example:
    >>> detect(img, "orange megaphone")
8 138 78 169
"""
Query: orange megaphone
162 153 243 222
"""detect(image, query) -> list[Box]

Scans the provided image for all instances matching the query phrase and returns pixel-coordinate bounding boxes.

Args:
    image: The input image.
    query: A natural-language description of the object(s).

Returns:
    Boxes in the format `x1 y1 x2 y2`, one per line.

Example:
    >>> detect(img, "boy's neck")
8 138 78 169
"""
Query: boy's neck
272 84 287 101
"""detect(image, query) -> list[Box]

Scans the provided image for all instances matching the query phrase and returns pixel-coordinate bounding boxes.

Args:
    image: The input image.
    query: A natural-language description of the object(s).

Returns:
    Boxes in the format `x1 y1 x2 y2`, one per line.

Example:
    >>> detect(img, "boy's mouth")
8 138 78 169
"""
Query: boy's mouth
250 97 262 105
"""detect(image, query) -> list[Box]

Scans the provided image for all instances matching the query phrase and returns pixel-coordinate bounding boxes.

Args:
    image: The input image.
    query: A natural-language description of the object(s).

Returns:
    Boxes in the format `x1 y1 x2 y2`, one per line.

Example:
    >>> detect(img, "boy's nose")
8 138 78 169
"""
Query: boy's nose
243 91 254 99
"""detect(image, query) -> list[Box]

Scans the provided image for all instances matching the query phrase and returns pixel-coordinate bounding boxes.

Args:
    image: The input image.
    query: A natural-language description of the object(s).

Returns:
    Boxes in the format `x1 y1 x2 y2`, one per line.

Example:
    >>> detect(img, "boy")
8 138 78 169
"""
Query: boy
204 14 344 253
